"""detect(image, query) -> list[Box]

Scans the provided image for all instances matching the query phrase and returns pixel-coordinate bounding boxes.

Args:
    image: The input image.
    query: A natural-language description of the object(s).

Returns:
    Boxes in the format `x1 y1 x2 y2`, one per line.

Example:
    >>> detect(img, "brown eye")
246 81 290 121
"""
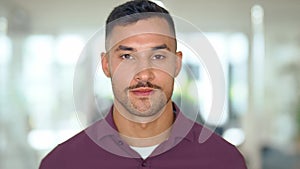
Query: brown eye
152 55 165 60
120 54 134 60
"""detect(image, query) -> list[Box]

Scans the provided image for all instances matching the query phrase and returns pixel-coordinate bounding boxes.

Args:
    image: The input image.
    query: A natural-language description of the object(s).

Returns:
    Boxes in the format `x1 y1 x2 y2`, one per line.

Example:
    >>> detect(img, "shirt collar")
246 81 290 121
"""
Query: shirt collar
169 103 195 142
86 102 196 143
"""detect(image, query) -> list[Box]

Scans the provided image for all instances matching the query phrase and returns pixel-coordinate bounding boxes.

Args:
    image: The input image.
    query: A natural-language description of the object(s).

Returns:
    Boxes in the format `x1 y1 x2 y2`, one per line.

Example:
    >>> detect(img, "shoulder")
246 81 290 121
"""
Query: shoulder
39 120 105 169
39 130 90 168
187 122 247 168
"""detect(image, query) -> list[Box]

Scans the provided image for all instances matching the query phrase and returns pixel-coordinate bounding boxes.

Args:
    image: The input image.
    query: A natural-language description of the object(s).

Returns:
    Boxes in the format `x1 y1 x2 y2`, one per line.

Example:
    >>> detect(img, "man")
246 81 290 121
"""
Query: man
39 0 247 168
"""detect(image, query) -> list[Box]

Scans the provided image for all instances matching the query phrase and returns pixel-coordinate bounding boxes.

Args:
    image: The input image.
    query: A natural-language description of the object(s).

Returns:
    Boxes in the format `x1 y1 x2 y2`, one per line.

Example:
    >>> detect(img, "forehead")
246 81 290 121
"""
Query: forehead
110 34 175 53
107 17 175 51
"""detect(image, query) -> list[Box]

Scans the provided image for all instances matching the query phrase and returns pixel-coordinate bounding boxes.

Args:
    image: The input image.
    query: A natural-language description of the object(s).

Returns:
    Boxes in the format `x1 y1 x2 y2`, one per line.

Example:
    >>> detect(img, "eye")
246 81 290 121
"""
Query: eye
120 54 134 60
152 54 166 60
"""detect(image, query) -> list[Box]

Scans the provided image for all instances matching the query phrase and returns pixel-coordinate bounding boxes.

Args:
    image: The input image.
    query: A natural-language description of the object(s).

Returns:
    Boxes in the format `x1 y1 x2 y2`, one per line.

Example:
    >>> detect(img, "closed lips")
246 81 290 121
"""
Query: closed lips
130 88 154 96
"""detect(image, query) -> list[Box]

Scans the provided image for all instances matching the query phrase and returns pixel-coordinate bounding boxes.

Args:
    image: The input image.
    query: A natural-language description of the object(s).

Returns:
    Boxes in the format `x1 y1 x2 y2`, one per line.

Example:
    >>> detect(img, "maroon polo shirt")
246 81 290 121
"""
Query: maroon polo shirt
39 103 247 169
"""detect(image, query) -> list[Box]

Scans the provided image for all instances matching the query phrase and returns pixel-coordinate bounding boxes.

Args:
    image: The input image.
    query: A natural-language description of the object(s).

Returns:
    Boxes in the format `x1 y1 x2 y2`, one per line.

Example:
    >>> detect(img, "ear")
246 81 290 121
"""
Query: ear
174 51 182 77
101 52 111 77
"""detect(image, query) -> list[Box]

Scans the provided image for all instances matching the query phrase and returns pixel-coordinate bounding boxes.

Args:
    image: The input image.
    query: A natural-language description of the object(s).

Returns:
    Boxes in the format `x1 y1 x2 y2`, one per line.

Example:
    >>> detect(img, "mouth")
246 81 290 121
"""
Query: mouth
130 88 155 97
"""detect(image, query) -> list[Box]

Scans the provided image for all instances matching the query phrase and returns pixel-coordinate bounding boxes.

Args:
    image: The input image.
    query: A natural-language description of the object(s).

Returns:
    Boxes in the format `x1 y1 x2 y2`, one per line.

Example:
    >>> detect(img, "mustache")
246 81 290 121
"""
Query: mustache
127 82 162 90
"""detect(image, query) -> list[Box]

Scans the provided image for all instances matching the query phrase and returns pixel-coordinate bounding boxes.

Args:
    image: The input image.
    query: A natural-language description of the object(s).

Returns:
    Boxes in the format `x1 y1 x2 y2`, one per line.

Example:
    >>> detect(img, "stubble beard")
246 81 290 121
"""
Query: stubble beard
113 87 170 122
127 91 168 118
121 90 168 118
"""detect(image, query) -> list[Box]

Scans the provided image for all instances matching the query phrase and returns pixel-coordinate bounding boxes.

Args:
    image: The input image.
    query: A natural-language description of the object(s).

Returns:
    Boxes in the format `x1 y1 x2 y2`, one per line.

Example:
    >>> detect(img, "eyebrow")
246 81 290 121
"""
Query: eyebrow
114 44 170 52
115 45 135 52
151 44 170 51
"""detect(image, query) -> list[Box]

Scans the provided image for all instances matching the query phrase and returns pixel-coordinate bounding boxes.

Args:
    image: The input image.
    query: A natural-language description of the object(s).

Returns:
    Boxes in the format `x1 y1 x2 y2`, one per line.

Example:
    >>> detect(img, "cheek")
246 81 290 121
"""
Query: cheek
151 59 178 77
157 72 175 90
110 61 136 87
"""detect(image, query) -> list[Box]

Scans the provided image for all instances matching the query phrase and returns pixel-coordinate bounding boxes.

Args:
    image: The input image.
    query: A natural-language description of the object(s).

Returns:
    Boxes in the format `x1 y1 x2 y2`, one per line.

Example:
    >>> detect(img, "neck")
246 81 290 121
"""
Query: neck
113 100 174 147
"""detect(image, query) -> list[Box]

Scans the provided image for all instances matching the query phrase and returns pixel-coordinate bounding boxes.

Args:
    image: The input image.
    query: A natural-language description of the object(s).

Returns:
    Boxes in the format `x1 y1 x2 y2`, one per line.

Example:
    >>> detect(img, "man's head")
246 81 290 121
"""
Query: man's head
105 0 176 49
102 0 182 123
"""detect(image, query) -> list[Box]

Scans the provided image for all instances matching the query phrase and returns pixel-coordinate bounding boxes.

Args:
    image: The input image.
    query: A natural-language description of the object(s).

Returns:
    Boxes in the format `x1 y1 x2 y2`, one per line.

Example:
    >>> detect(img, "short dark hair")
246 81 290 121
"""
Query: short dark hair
105 0 175 44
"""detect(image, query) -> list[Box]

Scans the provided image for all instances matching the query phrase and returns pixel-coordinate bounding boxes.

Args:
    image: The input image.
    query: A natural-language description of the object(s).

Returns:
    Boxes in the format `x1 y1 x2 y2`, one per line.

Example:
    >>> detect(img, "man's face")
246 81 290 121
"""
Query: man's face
102 17 182 122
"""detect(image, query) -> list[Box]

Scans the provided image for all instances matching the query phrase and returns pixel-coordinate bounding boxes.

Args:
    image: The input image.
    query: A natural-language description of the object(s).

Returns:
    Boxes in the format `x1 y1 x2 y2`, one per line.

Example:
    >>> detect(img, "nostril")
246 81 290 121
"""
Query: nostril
134 69 155 82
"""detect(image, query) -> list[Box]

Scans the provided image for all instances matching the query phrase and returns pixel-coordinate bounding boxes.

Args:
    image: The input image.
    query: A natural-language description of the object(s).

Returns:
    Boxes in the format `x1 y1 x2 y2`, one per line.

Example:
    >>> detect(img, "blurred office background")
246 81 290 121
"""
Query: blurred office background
0 0 300 168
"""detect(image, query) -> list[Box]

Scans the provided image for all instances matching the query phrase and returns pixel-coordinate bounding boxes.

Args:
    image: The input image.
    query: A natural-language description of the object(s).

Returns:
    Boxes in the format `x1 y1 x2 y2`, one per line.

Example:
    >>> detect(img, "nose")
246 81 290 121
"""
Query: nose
134 60 155 82
134 68 155 82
